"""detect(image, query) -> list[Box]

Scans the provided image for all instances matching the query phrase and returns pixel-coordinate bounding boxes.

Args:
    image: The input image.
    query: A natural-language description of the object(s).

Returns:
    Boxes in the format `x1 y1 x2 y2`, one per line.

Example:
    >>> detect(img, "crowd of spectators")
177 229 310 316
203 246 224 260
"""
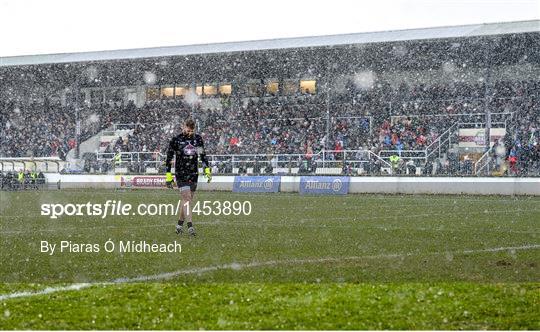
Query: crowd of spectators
108 97 327 156
501 97 540 176
0 100 77 158
1 79 538 176
200 99 327 155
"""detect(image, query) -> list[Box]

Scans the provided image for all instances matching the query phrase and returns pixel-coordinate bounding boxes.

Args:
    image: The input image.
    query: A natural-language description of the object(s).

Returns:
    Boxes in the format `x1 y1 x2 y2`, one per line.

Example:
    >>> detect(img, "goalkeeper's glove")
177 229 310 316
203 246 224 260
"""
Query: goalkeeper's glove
203 167 212 183
165 172 174 189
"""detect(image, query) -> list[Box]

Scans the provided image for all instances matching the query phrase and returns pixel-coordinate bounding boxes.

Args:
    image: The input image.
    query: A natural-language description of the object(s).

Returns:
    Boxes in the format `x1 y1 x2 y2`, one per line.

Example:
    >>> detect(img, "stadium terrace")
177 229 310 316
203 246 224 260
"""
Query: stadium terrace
0 20 539 181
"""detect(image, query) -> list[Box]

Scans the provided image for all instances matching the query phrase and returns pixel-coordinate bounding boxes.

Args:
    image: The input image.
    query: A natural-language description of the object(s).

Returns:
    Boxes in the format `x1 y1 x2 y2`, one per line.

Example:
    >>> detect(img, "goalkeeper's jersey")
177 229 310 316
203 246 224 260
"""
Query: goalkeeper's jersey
165 133 209 176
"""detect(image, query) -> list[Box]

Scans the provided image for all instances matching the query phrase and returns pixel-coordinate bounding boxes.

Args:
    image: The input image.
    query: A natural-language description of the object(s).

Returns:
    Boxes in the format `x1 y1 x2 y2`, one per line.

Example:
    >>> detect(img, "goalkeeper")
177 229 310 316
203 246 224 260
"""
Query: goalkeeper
165 118 211 236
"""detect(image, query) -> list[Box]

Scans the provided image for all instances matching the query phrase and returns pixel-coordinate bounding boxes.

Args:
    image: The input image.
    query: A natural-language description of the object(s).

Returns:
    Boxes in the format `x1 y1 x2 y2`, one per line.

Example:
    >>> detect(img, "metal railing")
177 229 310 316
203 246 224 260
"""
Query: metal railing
378 114 511 164
0 157 63 173
208 150 391 169
378 150 428 160
474 146 494 175
425 122 460 161
96 152 164 170
100 123 146 136
459 122 507 129
377 122 459 162
95 149 391 173
390 111 514 123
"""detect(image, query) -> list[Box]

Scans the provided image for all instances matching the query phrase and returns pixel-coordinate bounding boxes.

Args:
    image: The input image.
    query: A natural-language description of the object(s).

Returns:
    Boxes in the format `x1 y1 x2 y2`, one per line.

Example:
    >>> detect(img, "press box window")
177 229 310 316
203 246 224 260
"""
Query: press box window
266 82 279 95
204 85 217 96
300 80 316 94
175 86 188 97
219 84 232 95
161 87 174 98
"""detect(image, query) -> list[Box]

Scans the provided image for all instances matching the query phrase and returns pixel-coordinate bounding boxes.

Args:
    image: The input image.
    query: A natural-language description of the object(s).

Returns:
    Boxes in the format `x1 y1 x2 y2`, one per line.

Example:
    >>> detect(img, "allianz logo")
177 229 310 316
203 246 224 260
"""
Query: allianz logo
304 179 343 192
239 178 274 189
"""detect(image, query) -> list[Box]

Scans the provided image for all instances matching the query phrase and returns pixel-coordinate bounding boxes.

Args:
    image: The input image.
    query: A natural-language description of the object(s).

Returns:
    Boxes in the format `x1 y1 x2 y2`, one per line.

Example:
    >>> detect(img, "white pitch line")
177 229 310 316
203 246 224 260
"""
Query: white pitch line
0 283 95 301
0 244 539 301
459 245 540 254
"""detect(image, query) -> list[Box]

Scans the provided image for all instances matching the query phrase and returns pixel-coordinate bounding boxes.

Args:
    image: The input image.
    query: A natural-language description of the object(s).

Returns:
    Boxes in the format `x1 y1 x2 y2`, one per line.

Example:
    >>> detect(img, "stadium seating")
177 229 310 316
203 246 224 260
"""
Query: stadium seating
1 80 538 176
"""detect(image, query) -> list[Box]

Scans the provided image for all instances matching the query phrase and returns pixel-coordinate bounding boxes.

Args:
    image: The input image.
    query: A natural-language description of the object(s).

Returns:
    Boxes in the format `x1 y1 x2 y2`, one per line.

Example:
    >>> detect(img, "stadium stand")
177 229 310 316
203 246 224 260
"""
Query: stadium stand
0 21 538 177
1 80 538 176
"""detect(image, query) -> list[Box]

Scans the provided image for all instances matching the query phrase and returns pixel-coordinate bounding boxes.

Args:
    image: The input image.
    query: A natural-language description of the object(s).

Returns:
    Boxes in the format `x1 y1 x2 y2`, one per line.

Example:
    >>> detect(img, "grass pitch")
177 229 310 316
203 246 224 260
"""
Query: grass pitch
0 190 539 329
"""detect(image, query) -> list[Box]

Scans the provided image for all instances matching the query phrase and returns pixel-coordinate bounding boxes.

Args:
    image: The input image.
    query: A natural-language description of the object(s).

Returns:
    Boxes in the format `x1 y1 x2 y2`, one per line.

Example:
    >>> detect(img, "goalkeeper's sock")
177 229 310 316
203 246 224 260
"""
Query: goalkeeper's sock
178 220 184 226
187 222 193 228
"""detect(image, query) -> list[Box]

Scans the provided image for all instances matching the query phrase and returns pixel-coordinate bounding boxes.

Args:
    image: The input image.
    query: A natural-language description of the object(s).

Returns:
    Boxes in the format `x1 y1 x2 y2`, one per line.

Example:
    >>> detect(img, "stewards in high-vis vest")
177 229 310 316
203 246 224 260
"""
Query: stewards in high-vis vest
114 153 122 167
389 155 400 174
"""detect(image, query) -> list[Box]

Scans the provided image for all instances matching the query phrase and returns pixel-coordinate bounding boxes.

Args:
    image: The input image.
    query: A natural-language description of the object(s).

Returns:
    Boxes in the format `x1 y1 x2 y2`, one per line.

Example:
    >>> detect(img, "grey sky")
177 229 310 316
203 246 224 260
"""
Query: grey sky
0 0 538 57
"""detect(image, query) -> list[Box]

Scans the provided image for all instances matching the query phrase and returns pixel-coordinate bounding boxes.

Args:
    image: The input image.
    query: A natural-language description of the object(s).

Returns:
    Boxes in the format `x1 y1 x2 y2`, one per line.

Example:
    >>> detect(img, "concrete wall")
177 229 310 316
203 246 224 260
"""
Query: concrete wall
43 174 540 196
45 174 118 189
347 177 540 196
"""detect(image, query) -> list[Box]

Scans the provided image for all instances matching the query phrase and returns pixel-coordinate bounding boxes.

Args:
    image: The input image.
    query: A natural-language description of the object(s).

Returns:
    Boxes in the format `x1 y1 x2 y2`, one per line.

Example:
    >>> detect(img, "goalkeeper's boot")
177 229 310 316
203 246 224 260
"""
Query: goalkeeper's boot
188 226 196 237
175 224 183 235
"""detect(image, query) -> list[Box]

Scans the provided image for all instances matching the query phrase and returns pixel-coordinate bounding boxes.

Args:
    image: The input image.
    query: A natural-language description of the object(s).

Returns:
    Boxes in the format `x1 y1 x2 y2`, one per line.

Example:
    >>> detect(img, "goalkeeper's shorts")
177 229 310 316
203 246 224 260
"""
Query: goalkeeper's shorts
176 173 198 192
